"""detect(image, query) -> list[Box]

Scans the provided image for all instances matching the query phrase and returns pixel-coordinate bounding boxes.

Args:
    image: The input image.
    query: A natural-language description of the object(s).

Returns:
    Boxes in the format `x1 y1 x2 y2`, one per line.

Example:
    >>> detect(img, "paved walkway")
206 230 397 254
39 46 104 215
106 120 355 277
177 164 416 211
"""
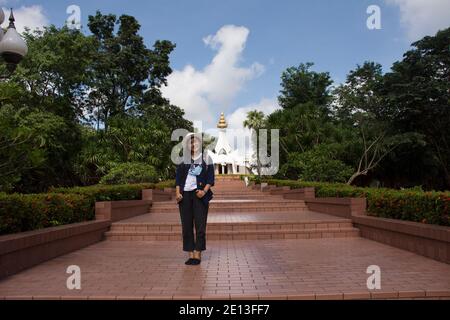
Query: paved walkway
1 177 449 300
1 238 449 300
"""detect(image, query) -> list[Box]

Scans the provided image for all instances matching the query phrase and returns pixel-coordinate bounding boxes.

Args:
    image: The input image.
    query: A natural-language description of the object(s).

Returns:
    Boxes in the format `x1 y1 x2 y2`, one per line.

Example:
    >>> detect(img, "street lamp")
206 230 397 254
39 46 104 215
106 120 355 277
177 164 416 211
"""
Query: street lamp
0 8 28 74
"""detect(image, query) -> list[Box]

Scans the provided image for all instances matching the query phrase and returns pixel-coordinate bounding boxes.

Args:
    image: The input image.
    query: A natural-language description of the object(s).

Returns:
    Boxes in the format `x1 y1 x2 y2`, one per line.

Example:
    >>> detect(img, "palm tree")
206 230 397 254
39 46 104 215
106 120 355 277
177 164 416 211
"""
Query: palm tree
243 110 266 178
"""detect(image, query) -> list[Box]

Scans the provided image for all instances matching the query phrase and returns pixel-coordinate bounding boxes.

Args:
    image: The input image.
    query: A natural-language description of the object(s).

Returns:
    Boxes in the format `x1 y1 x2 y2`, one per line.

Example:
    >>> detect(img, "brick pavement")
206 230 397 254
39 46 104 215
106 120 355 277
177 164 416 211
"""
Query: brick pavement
0 238 449 300
0 177 449 300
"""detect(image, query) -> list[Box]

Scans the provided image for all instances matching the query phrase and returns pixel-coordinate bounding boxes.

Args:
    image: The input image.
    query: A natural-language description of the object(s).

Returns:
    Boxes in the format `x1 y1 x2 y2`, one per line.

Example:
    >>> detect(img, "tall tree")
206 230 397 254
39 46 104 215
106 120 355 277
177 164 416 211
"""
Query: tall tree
87 11 175 130
10 25 96 121
278 62 333 110
333 61 384 123
0 26 95 191
382 27 450 189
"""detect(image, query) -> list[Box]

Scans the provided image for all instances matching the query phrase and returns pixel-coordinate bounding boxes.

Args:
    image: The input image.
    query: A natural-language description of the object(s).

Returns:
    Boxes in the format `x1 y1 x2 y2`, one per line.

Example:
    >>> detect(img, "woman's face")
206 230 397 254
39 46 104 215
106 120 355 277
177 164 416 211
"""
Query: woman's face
190 137 201 154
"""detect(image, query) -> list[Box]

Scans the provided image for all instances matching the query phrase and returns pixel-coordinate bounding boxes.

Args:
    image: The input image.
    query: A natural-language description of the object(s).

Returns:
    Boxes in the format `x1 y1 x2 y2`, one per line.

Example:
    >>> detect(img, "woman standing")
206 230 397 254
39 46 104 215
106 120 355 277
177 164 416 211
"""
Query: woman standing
175 133 215 265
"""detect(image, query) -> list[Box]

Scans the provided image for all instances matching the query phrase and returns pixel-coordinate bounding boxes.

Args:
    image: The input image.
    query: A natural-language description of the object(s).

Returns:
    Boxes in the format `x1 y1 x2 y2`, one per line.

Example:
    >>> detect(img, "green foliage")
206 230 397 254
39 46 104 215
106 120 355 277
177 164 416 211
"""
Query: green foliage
1 26 94 192
333 61 384 123
154 180 176 189
381 28 450 189
269 28 450 190
99 162 159 185
0 181 176 235
0 105 79 193
15 25 96 120
0 193 93 235
0 105 45 192
49 182 154 200
259 178 450 226
74 116 180 184
282 145 353 182
278 62 333 109
0 19 190 193
86 11 176 130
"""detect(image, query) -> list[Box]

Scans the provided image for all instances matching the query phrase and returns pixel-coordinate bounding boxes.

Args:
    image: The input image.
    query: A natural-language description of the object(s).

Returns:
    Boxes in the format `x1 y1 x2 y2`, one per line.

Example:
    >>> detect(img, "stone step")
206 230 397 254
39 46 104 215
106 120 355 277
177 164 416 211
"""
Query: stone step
151 206 308 213
211 196 285 200
110 220 354 232
212 189 260 192
150 201 308 213
105 227 360 241
152 199 305 206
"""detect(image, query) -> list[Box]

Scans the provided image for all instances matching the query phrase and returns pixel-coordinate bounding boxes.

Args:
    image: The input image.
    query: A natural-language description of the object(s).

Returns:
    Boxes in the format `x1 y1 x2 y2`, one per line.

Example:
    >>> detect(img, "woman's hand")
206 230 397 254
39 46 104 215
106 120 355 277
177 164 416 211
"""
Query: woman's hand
176 192 183 203
195 190 205 198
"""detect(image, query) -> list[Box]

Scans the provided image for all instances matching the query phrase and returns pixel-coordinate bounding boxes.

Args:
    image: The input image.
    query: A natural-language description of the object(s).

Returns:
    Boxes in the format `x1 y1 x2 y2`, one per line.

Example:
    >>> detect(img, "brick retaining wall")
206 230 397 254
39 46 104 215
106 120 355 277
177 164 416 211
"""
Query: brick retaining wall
0 220 110 279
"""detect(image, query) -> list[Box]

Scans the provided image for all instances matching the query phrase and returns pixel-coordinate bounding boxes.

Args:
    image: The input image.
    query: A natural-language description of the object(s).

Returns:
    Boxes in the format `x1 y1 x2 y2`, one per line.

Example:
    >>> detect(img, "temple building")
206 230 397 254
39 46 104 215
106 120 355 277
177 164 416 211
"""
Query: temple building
207 113 252 175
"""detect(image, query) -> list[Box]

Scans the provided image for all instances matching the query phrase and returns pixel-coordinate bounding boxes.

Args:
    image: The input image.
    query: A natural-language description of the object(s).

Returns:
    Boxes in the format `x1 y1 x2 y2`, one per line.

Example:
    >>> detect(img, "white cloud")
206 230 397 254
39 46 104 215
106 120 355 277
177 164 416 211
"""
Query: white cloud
223 97 280 157
161 25 265 128
227 97 280 129
386 0 450 41
1 5 49 34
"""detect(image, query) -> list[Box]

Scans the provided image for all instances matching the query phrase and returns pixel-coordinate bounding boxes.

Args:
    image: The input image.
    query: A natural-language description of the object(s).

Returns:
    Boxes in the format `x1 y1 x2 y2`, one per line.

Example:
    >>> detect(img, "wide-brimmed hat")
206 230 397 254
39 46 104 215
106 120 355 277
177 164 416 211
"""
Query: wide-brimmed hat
182 132 203 149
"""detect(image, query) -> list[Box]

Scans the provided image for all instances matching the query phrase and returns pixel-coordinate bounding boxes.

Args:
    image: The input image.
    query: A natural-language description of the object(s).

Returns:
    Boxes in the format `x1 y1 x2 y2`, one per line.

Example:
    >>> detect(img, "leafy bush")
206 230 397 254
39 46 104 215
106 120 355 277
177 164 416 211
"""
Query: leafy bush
0 181 176 235
281 145 353 182
0 193 93 235
154 180 176 189
99 162 159 185
49 183 155 202
258 178 450 226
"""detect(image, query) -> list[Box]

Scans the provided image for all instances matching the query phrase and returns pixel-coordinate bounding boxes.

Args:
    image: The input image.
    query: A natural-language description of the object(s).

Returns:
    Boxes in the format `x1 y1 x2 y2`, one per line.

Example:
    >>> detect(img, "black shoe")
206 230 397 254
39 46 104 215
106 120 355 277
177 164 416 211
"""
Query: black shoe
191 258 201 265
185 258 195 265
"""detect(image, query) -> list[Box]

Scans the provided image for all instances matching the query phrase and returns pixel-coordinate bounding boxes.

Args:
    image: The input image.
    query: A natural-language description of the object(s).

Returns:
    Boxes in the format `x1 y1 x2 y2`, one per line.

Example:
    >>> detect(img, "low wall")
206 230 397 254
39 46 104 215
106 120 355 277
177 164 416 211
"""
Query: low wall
261 185 278 192
278 187 365 218
142 189 172 202
353 215 450 264
95 200 152 222
306 198 367 218
0 189 170 280
267 186 290 195
276 186 449 264
0 220 110 279
282 187 315 199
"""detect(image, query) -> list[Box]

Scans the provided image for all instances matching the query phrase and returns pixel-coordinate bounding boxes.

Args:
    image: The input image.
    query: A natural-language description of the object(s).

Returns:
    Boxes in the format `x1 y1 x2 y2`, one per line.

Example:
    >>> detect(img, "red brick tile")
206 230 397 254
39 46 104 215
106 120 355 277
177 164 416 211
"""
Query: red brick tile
370 291 399 299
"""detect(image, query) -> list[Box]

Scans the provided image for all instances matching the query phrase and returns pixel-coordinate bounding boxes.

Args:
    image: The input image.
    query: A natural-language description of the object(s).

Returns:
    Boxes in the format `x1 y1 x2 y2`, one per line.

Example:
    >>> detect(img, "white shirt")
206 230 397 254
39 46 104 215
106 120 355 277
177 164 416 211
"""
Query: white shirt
183 153 202 191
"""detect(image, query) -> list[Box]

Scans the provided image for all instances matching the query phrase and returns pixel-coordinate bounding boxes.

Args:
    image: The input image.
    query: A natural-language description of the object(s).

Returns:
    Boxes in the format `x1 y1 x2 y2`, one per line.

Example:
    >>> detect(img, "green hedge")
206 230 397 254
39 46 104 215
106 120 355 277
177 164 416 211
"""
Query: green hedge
258 179 450 226
99 162 159 185
49 183 155 202
49 181 175 201
0 181 176 236
0 193 93 235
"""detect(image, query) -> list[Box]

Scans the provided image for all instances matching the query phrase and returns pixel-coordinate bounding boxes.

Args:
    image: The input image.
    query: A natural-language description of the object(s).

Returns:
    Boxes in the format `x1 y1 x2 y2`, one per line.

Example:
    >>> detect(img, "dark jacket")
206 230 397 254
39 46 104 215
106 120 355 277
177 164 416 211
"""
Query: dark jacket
175 155 215 205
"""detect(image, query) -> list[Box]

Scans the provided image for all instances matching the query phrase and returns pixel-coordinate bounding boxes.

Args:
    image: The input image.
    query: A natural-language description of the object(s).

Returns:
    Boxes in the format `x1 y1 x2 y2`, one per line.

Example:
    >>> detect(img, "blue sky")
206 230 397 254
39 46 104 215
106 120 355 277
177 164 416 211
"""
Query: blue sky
3 0 450 130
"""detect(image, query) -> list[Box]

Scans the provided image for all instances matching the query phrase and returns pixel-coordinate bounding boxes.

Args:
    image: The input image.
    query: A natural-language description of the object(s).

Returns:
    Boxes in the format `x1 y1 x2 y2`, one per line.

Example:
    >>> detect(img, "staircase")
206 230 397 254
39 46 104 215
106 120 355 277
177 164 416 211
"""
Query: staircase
105 176 360 241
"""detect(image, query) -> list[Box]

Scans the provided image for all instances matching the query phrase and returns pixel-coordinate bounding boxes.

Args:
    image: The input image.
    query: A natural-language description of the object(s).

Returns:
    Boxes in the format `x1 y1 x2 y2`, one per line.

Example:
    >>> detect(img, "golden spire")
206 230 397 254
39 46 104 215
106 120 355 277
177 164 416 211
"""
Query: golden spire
217 112 228 129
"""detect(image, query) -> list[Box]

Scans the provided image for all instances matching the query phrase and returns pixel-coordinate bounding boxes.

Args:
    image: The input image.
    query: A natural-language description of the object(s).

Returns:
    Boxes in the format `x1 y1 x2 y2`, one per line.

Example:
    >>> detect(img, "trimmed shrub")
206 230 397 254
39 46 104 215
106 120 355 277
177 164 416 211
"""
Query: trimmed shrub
281 149 353 183
258 178 450 226
99 162 159 185
0 181 176 236
154 180 176 189
0 193 93 235
49 183 155 202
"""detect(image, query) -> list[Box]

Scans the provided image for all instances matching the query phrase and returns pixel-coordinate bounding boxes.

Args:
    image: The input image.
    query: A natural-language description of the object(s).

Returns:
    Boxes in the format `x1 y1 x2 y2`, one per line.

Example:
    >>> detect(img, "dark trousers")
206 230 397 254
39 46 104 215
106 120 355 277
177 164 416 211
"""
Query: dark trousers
178 190 209 252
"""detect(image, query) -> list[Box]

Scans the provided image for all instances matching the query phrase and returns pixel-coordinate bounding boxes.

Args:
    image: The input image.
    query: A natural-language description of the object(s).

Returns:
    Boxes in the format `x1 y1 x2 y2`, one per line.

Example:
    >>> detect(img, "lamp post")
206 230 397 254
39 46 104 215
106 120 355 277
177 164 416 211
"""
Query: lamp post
0 8 28 75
